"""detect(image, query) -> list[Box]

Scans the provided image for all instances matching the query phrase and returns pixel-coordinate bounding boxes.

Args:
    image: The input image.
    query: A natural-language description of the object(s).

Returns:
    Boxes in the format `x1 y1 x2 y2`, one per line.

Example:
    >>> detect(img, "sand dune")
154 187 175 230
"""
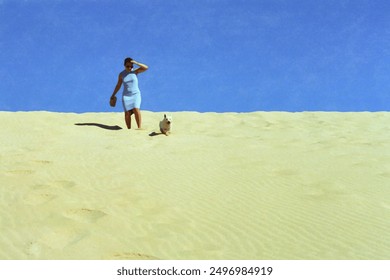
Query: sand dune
1 111 390 259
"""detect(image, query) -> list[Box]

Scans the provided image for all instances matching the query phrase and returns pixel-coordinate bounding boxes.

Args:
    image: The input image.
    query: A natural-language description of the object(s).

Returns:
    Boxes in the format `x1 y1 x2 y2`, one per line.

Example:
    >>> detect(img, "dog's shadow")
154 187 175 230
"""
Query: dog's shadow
75 123 123 130
149 131 165 137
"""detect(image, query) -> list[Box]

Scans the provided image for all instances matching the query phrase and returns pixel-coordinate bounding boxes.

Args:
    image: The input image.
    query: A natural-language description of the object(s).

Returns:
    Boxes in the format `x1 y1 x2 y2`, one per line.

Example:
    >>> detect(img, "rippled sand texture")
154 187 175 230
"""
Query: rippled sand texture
1 111 389 259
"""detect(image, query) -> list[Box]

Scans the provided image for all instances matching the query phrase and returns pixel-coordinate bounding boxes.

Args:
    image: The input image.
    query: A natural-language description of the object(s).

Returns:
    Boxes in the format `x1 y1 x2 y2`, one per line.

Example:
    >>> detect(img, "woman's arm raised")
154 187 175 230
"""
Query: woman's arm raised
132 60 149 74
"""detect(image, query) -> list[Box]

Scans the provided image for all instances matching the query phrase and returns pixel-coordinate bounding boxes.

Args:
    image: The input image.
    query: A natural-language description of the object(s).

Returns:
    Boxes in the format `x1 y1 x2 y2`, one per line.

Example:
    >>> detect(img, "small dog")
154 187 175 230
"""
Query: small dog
159 114 172 136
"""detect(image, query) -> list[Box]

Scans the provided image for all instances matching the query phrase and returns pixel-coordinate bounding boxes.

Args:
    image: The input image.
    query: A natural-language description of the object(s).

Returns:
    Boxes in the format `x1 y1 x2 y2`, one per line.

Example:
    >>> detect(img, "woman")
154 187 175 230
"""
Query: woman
111 57 148 129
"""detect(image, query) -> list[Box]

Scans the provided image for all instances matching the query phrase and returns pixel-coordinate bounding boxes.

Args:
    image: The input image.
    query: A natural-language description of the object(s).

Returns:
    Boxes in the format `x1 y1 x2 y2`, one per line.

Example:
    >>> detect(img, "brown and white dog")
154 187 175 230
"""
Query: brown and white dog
159 114 172 136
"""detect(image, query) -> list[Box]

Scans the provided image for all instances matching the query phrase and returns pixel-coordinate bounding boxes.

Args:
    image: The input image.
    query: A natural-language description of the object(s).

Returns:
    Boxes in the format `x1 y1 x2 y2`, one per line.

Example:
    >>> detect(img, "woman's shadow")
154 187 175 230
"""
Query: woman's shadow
75 123 123 130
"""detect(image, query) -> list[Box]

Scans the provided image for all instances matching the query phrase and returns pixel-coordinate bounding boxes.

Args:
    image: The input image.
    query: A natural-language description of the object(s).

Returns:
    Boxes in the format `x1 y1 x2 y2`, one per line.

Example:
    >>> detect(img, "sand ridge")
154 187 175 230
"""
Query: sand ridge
1 111 390 259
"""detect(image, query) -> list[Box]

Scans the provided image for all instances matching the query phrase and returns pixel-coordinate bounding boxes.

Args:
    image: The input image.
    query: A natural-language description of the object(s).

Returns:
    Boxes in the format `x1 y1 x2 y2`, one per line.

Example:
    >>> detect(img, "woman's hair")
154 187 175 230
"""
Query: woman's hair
124 57 133 66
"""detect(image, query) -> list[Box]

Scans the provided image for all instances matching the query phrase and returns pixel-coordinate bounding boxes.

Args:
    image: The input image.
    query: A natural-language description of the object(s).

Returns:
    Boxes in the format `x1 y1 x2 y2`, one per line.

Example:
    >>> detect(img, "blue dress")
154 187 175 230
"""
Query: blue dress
120 70 141 111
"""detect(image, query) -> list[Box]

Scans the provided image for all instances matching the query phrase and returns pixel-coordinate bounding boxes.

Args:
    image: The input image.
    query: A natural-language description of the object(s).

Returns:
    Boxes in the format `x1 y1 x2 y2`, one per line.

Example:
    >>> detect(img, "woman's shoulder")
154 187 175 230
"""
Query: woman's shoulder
120 70 136 76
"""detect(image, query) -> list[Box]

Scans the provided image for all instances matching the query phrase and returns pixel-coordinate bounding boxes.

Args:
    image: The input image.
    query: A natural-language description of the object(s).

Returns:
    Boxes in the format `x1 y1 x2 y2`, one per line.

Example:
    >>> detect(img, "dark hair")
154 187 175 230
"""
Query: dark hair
124 57 133 66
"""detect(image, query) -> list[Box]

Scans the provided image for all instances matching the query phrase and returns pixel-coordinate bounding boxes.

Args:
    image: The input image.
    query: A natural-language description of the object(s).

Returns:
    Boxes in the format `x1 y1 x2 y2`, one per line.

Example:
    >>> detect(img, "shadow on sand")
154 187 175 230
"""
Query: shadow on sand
75 123 123 131
149 131 164 137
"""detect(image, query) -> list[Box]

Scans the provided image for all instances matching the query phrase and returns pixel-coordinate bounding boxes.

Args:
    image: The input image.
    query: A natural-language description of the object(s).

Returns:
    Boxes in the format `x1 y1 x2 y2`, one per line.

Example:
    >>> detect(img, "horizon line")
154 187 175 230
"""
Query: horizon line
1 109 389 114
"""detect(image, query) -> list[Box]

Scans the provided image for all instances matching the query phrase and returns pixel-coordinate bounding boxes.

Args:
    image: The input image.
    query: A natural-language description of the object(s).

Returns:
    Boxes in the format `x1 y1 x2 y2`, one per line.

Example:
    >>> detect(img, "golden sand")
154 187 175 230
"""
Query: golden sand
1 111 389 259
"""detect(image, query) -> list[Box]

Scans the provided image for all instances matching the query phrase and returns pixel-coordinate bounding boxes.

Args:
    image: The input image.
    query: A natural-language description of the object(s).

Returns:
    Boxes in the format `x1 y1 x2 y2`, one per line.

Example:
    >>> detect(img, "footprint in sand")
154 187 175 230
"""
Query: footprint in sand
53 180 76 189
30 184 50 190
6 169 34 175
41 228 89 249
32 160 52 164
63 208 106 223
111 252 159 260
32 180 76 190
23 192 57 205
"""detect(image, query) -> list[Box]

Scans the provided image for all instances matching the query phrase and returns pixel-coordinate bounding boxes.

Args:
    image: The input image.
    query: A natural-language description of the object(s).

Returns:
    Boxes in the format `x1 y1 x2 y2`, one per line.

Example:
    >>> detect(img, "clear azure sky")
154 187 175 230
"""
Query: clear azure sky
1 0 389 113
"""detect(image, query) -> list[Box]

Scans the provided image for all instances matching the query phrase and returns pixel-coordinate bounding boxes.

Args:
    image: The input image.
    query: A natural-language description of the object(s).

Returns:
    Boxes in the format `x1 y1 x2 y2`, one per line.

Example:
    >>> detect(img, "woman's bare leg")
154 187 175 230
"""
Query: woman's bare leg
124 110 133 129
133 108 142 129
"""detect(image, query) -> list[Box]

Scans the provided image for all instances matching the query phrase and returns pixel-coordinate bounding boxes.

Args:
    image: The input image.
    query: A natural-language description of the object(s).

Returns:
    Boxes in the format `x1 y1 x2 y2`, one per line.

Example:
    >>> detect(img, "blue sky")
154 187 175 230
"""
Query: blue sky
1 0 389 112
